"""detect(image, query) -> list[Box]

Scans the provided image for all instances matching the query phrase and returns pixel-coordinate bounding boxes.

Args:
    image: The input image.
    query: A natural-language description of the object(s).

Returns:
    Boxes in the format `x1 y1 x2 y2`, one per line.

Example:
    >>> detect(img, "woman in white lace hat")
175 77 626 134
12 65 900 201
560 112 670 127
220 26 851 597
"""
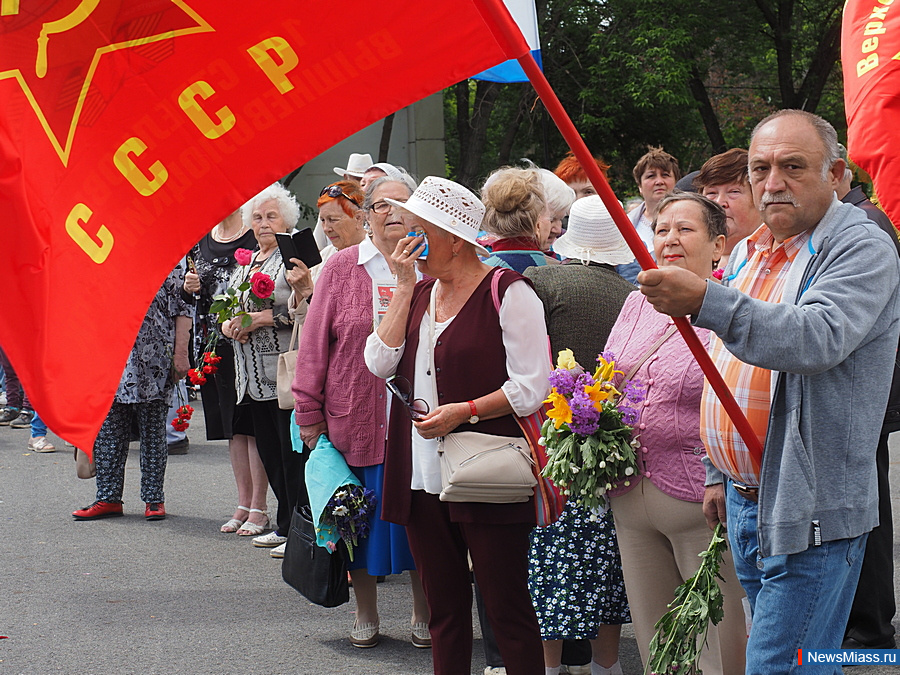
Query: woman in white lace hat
364 176 550 674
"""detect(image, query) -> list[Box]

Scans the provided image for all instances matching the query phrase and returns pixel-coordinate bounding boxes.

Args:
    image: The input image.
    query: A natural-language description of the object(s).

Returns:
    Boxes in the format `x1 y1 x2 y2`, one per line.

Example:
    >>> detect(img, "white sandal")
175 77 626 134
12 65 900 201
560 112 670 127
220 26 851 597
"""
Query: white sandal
236 508 270 536
220 506 250 533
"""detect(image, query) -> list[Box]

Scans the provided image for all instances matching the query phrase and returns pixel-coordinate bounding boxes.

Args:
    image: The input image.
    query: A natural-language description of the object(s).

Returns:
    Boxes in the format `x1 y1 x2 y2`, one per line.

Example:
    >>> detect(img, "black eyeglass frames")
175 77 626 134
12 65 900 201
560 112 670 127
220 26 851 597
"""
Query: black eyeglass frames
385 375 430 421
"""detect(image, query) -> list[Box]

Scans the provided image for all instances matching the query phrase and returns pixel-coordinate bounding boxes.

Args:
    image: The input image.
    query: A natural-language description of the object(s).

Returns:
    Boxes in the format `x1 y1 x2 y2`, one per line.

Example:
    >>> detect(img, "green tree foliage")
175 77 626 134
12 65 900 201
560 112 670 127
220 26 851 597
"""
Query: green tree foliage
444 0 846 197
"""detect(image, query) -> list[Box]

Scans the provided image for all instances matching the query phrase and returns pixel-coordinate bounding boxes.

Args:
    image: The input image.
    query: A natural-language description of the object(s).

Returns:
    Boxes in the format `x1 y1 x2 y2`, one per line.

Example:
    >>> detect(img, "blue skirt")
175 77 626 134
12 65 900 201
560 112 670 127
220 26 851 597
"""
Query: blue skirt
347 463 417 575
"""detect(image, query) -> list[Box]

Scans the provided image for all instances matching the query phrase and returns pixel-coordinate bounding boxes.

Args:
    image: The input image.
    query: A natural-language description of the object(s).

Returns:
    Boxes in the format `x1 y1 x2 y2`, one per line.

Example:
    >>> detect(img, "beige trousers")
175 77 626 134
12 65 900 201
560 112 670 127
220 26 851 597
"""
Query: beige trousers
610 479 747 675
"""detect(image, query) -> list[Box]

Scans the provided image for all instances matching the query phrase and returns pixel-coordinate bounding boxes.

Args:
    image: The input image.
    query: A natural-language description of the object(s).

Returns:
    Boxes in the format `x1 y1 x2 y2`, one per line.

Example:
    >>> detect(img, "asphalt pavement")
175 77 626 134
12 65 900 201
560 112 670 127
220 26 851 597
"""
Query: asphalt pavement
1 400 898 674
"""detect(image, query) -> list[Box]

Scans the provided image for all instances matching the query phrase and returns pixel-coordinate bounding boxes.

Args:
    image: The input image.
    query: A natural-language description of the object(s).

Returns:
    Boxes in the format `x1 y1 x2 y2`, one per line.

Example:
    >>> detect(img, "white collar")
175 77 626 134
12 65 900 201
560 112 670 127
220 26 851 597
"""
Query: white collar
357 235 382 266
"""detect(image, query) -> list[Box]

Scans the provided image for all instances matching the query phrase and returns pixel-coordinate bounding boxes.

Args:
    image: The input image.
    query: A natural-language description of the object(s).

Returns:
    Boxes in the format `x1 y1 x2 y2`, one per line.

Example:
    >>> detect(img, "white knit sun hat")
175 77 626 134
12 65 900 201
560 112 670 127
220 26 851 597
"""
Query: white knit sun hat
385 176 489 256
552 195 636 265
333 152 374 178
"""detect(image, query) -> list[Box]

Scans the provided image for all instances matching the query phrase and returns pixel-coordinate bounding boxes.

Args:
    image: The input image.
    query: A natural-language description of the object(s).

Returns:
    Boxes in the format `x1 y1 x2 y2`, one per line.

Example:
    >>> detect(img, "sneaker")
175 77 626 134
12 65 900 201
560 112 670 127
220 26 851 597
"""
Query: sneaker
270 542 286 558
27 436 56 453
72 500 123 520
252 531 287 548
0 407 20 425
145 502 166 520
9 410 34 428
167 438 189 455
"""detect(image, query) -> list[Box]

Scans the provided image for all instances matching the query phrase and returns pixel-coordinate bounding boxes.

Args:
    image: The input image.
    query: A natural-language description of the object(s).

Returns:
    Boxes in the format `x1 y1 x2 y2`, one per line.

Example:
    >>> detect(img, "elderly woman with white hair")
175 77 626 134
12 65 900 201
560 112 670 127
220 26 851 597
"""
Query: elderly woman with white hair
221 183 312 547
365 176 551 674
524 196 637 675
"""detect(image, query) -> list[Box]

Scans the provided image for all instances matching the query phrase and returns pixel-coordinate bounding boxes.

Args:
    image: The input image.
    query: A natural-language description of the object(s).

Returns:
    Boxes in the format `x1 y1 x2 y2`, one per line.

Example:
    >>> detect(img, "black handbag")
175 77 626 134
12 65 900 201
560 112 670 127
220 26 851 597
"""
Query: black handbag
282 504 349 607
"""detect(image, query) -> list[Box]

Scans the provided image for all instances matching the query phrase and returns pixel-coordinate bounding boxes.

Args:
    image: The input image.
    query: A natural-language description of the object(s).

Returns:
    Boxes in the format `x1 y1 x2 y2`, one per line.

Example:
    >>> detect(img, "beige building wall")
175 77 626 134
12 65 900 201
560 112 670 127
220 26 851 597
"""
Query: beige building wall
284 93 444 231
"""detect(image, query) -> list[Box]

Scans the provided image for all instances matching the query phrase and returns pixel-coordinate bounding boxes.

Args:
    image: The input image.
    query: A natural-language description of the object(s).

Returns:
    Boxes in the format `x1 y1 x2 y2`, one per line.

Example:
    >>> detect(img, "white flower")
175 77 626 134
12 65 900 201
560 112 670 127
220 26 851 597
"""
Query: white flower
598 461 606 469
630 439 641 448
569 463 580 474
624 466 634 476
335 490 348 499
332 505 349 517
624 480 630 487
589 513 598 522
605 482 612 490
538 437 546 446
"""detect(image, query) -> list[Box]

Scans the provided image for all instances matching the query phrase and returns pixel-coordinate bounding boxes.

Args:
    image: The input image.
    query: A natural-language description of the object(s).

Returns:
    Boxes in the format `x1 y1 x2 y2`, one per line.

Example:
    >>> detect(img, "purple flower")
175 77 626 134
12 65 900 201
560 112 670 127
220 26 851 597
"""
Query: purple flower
619 405 639 426
549 368 577 396
569 387 600 436
622 379 645 404
599 350 616 363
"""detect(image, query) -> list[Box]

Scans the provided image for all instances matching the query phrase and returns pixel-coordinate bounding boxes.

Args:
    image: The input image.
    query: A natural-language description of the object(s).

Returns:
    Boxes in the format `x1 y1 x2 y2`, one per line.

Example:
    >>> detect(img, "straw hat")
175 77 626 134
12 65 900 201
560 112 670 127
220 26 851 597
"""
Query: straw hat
333 152 373 178
553 195 635 265
385 176 489 256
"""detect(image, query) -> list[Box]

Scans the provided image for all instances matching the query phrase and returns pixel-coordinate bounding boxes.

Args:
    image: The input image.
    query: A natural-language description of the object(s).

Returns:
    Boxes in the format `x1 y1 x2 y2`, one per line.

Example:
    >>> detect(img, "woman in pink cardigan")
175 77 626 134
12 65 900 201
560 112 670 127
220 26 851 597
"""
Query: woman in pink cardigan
604 192 746 674
292 175 429 650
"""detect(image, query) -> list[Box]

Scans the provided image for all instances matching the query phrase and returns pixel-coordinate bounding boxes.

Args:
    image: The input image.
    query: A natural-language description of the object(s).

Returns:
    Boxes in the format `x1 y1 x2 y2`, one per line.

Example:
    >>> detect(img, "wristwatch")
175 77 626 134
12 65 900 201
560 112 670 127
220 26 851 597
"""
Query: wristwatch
467 400 479 424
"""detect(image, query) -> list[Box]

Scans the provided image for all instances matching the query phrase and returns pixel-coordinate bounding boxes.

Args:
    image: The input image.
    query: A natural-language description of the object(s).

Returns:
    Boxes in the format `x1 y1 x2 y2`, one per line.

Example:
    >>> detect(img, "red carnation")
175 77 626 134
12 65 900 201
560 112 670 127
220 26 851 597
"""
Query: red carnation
188 368 207 385
171 419 189 431
203 351 222 365
202 364 216 375
250 272 275 299
177 405 194 419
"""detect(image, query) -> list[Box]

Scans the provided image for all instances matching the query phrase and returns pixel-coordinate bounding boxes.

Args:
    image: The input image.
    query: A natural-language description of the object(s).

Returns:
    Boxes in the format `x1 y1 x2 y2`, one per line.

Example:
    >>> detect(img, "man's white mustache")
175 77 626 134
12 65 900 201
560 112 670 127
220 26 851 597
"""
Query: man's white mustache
759 192 799 208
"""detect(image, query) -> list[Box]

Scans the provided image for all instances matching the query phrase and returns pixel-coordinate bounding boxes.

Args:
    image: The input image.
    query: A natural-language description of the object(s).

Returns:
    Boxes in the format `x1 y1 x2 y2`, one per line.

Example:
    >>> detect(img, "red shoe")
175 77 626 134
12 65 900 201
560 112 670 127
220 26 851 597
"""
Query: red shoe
145 502 166 520
72 500 123 520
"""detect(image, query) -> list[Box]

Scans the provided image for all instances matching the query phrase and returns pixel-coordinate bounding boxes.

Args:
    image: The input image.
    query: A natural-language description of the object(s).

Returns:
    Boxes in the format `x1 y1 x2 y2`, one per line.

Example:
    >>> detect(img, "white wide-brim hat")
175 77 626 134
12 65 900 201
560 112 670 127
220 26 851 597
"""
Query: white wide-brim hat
385 176 489 256
553 195 636 265
333 152 373 178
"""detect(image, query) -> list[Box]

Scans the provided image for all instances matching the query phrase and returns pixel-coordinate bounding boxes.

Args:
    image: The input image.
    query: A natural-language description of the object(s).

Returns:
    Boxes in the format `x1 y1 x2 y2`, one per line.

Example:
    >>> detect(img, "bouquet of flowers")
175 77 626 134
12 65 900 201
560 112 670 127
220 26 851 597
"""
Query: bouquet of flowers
189 247 274 385
647 523 728 674
540 349 644 513
319 484 377 562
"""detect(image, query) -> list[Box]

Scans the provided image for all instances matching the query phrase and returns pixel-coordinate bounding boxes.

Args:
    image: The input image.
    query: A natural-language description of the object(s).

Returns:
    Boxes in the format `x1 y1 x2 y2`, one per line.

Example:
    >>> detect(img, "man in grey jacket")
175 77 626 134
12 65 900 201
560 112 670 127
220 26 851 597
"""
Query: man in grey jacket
638 109 900 673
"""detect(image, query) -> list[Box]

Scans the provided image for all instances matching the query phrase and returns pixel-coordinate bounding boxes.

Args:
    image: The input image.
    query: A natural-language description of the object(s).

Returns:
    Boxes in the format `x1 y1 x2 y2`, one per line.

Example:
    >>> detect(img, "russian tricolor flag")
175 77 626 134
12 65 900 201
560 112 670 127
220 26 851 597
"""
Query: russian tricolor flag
472 0 541 82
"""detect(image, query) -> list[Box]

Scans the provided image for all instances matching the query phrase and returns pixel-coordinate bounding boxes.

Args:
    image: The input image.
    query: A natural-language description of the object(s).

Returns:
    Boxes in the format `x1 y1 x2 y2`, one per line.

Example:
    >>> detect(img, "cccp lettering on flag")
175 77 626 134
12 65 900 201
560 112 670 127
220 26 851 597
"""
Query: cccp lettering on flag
0 0 529 453
841 0 900 230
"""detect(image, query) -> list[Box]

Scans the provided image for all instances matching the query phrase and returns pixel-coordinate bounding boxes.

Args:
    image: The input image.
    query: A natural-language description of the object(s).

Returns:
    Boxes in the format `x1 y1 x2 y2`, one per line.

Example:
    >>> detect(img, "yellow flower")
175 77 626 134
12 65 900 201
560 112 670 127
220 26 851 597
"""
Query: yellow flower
544 390 573 429
556 348 578 371
584 381 619 411
594 355 623 383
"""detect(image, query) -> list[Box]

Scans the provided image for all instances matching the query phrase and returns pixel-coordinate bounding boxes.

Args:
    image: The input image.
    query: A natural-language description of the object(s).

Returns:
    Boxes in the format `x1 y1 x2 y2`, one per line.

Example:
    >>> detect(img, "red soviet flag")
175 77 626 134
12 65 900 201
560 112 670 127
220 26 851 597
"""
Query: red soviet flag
842 0 900 229
0 0 529 452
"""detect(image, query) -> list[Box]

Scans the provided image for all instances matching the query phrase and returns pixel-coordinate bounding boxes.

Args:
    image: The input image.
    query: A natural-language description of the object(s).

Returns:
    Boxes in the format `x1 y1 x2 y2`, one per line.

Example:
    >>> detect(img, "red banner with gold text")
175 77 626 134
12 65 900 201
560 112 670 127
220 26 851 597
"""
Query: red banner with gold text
0 0 528 451
842 0 900 229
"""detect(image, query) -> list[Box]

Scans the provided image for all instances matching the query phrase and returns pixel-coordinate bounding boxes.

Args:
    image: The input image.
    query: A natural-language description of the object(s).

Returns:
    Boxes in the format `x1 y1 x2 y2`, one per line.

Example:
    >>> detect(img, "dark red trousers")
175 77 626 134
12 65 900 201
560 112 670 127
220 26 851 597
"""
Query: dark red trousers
405 490 543 675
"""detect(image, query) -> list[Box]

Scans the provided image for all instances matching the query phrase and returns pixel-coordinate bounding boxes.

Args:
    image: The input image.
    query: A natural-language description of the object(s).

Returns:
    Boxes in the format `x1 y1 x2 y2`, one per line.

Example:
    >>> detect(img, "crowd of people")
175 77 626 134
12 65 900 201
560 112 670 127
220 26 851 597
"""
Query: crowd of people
4 110 899 675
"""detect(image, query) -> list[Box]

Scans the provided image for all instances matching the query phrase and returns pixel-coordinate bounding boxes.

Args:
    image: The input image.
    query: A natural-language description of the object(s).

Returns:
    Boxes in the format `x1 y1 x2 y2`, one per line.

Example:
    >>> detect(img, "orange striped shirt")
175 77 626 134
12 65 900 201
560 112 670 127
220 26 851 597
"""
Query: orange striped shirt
700 225 811 486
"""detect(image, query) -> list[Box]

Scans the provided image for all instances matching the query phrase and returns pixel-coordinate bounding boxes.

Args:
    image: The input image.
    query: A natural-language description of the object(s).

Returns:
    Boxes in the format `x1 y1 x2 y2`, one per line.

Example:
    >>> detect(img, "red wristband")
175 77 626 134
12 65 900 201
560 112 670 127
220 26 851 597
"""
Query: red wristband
467 400 478 417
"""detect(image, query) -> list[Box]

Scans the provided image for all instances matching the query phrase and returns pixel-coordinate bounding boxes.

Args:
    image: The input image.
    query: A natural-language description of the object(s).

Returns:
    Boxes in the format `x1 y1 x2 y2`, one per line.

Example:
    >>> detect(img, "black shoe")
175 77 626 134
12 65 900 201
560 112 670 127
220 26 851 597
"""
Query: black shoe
10 410 34 428
167 438 189 455
842 635 897 650
0 407 20 425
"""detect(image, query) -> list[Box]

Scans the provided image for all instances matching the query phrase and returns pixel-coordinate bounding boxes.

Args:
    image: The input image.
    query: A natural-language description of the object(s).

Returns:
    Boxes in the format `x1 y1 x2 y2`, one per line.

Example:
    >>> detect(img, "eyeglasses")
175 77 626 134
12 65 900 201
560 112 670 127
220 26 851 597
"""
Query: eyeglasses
369 199 407 214
385 375 429 421
320 185 361 208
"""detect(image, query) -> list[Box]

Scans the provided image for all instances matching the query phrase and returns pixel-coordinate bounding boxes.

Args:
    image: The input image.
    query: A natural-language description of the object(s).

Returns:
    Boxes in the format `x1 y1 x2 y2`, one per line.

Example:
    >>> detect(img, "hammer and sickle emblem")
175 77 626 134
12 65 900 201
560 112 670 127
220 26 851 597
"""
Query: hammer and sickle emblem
36 0 101 78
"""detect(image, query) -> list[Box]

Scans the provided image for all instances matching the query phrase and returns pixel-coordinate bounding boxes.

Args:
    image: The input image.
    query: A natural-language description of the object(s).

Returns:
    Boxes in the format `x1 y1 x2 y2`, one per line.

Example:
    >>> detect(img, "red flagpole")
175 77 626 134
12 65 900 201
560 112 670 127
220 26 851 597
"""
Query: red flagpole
516 53 765 464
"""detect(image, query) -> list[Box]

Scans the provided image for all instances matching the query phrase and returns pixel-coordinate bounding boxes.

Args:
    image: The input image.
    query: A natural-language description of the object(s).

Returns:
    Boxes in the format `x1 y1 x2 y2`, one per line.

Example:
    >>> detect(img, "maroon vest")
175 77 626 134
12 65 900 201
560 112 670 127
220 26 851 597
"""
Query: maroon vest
381 267 535 525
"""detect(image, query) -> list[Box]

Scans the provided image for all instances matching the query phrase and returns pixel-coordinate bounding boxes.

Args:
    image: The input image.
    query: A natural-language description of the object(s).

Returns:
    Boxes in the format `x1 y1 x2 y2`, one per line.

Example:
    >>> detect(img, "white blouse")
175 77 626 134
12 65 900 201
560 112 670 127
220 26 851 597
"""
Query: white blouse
364 278 551 493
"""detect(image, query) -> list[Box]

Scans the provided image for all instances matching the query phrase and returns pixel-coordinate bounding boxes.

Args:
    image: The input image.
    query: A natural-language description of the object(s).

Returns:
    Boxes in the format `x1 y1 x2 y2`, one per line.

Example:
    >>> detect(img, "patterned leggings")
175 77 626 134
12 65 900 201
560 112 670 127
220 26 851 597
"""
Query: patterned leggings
94 399 168 504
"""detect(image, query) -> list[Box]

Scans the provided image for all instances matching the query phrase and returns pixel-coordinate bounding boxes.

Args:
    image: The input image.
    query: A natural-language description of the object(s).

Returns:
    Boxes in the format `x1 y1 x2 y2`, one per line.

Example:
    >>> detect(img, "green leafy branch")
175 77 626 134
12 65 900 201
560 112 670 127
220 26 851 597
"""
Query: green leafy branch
646 523 728 675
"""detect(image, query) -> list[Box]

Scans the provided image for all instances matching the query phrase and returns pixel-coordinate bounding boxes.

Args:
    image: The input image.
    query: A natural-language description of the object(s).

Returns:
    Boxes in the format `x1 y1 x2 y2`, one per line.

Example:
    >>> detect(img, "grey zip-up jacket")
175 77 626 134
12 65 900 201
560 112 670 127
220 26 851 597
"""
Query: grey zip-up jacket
696 197 900 558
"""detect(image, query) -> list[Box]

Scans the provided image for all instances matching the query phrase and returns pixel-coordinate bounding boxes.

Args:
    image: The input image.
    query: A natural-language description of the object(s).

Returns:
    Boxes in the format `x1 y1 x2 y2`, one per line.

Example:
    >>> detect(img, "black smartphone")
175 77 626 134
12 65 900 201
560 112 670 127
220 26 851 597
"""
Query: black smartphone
276 229 322 270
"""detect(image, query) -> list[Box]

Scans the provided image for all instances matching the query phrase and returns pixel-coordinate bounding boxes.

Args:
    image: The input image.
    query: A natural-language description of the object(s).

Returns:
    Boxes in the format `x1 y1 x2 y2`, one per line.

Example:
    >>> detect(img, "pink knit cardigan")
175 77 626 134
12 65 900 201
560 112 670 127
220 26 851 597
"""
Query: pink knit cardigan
605 292 710 503
292 245 387 467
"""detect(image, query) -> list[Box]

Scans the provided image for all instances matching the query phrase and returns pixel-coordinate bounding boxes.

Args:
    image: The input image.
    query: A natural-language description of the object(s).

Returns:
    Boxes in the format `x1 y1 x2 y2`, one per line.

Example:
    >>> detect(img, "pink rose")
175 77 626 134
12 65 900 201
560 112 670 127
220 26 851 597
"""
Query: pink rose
250 272 275 299
234 248 253 266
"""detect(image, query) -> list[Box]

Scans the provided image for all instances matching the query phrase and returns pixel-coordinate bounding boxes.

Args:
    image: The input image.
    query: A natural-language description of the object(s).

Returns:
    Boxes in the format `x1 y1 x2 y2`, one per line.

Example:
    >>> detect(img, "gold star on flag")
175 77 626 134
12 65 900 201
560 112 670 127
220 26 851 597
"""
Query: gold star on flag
0 0 213 165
